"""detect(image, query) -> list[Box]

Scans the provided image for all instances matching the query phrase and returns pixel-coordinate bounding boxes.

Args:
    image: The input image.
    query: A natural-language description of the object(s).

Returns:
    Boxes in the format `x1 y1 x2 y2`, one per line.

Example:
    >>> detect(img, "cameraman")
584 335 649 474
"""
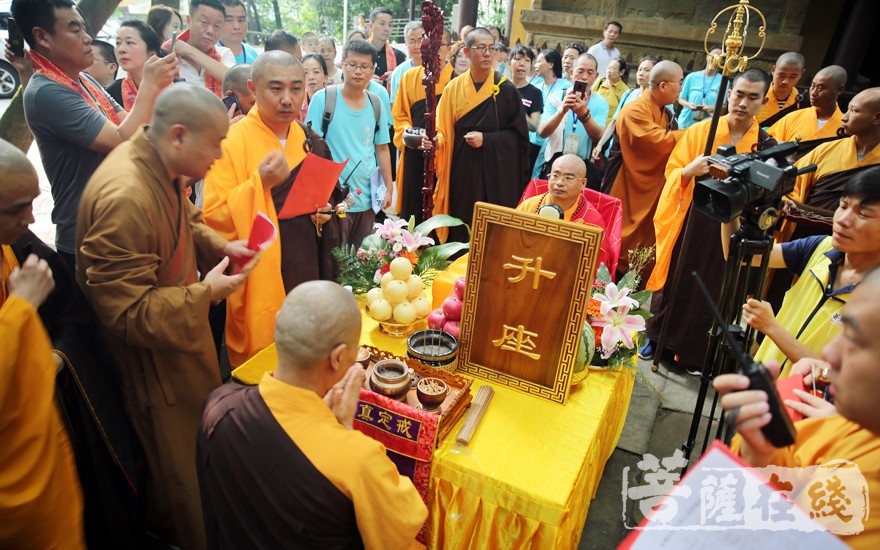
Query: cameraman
721 167 880 378
712 269 880 548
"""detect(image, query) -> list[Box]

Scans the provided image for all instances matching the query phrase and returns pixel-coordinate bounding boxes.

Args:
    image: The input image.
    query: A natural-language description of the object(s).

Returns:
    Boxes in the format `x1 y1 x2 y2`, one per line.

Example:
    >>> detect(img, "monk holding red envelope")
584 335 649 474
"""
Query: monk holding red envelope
204 51 345 366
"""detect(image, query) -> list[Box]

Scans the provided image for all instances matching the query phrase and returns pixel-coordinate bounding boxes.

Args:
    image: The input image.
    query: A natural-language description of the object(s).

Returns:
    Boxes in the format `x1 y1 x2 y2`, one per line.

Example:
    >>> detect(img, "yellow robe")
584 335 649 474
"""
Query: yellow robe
392 63 453 215
768 105 844 143
607 93 682 271
647 116 762 291
0 261 85 549
756 82 801 126
203 106 309 366
779 137 880 242
731 415 880 550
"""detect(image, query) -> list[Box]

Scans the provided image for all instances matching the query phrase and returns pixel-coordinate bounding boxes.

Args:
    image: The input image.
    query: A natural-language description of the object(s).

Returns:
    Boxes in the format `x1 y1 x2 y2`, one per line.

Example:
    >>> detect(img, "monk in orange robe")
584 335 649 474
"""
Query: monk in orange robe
769 65 846 157
600 60 683 274
756 52 806 127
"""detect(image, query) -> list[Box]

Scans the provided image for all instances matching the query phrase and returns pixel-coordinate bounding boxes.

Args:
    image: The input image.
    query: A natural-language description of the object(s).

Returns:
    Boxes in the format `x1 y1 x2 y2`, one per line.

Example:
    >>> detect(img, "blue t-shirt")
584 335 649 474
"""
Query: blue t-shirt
306 86 391 213
389 58 415 104
531 88 609 177
367 79 393 128
220 41 259 65
676 70 724 129
530 78 572 147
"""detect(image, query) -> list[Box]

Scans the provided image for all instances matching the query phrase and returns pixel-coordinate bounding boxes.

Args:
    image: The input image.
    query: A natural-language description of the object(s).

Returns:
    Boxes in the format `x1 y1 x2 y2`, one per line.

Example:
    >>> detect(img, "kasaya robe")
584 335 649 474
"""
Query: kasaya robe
77 127 229 550
392 63 453 224
434 70 531 242
756 83 803 127
203 106 338 367
780 137 880 242
768 105 844 146
644 117 773 368
601 92 682 272
0 253 85 550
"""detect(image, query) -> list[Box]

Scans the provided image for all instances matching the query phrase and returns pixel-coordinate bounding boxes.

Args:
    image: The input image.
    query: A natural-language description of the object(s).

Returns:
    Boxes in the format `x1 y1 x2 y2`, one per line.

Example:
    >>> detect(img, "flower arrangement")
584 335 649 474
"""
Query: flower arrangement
332 215 469 295
586 263 653 369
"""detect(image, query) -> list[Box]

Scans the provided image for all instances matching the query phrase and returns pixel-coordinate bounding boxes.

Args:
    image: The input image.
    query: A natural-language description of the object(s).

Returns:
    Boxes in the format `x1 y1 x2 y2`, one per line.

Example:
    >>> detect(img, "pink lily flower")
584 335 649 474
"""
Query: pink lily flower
590 305 646 359
593 282 638 316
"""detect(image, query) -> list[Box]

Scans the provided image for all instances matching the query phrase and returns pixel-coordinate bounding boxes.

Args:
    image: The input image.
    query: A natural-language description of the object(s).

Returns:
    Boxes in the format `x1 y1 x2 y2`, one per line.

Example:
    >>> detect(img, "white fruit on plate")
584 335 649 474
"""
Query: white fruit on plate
389 257 414 280
384 280 409 303
411 296 431 318
405 274 424 299
368 299 392 321
380 271 394 290
365 287 384 307
393 301 418 324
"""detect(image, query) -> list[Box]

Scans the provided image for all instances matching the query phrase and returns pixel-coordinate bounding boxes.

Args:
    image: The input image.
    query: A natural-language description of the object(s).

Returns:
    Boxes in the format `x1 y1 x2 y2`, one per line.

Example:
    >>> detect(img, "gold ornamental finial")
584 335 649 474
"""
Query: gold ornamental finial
705 0 766 78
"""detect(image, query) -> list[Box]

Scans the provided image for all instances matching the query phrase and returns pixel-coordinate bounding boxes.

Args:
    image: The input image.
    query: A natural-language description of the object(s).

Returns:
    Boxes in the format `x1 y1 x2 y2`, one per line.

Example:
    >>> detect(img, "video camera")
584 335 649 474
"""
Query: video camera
693 142 800 227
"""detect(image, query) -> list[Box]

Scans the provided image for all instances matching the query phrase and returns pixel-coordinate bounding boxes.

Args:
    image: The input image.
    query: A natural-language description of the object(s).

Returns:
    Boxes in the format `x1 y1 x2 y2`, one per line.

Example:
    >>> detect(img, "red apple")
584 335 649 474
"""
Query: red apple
427 308 447 329
441 295 463 321
442 320 460 339
453 276 467 299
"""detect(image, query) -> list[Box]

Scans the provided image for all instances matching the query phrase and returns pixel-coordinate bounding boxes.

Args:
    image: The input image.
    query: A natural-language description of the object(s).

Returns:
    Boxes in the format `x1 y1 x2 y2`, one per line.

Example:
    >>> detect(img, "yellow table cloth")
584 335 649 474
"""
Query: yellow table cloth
233 307 635 549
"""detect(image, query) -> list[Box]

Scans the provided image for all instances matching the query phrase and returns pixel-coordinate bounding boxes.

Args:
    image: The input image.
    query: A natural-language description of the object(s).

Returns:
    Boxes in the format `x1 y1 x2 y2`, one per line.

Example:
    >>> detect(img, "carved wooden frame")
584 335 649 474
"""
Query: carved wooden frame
457 202 602 404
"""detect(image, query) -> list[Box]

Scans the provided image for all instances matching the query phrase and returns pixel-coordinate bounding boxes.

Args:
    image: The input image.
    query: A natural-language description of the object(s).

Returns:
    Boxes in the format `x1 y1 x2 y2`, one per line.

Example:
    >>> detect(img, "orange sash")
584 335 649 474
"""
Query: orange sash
30 51 120 125
120 74 137 112
0 244 20 309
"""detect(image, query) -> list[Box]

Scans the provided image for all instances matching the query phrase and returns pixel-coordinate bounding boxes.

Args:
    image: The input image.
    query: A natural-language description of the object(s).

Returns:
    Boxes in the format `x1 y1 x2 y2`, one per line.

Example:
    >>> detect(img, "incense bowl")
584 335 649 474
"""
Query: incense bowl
369 359 413 401
407 329 459 372
416 377 449 411
403 127 426 149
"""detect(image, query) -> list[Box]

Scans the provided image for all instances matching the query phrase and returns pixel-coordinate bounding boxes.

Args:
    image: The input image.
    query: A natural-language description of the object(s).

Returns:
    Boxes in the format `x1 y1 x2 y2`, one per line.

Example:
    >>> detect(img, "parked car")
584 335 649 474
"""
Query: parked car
0 6 22 100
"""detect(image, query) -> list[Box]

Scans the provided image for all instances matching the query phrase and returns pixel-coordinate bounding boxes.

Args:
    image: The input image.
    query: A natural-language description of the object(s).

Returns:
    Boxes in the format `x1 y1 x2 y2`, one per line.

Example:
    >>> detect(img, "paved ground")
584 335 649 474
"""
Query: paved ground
578 356 719 548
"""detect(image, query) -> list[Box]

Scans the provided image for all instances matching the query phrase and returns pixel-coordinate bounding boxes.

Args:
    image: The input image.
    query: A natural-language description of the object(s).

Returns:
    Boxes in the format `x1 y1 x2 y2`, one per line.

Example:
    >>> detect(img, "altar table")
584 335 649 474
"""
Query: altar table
232 312 635 549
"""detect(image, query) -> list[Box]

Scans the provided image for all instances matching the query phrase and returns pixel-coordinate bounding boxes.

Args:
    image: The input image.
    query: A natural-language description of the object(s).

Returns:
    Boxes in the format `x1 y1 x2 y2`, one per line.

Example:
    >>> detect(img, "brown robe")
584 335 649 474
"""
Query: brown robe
601 93 682 273
77 127 228 550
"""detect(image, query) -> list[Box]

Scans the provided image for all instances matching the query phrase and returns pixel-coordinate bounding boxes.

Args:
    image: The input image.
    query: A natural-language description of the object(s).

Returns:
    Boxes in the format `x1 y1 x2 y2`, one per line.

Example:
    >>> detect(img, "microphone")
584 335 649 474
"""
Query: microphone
538 203 564 219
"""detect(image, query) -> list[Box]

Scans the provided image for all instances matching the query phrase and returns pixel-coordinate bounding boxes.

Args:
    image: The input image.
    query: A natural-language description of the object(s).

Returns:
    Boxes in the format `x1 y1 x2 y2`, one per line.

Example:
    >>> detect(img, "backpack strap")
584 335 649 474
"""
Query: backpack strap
322 84 338 135
322 84 382 136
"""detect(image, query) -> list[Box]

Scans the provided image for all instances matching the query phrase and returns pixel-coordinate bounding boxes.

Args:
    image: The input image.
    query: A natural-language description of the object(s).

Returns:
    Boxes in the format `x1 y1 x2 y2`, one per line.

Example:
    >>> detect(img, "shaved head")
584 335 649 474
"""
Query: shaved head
275 281 361 372
252 50 303 84
775 52 805 69
816 65 847 89
552 154 587 179
150 83 227 135
649 60 682 88
0 138 39 244
223 63 252 94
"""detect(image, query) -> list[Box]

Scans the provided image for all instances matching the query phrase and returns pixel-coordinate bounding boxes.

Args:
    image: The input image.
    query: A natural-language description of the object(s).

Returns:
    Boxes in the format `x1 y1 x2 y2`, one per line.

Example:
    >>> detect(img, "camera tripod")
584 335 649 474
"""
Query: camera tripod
680 210 778 469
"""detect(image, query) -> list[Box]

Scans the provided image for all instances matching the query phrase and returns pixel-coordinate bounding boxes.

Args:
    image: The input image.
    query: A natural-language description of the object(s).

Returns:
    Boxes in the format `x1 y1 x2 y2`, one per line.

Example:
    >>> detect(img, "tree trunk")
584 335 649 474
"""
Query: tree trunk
153 0 181 10
77 0 122 38
248 0 262 32
272 0 282 30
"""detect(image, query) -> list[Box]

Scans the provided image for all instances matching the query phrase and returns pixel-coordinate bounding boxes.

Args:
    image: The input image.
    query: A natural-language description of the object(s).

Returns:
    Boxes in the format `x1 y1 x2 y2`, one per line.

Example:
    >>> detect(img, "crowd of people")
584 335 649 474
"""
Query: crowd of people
1 0 879 548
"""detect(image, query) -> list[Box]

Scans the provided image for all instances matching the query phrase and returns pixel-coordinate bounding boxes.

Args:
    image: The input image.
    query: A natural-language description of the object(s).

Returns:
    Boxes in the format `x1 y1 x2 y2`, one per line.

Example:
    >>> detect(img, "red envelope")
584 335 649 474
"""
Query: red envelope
276 153 348 219
246 211 277 252
776 373 806 422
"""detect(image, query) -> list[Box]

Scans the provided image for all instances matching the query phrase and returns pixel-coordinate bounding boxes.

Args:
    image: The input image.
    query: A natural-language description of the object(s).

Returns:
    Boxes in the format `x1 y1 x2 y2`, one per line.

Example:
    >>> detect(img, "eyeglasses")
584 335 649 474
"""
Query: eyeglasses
343 62 375 72
548 172 582 184
468 45 492 54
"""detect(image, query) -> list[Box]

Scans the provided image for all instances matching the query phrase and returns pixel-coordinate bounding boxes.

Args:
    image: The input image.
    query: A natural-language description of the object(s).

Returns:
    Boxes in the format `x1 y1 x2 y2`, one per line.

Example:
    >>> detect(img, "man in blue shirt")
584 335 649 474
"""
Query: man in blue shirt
307 40 393 248
219 0 258 64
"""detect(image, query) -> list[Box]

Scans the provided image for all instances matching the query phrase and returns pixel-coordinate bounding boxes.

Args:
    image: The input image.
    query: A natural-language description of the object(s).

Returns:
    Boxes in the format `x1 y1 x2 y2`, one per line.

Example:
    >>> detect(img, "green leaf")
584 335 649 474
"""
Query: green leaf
407 215 416 233
631 290 653 305
618 270 637 290
414 214 470 239
596 263 612 284
360 233 382 250
420 241 470 263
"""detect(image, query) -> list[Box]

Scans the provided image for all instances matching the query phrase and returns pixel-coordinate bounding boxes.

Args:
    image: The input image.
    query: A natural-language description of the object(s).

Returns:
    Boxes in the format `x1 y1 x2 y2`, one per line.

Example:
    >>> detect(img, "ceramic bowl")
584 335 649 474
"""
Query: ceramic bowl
416 377 449 411
369 359 413 401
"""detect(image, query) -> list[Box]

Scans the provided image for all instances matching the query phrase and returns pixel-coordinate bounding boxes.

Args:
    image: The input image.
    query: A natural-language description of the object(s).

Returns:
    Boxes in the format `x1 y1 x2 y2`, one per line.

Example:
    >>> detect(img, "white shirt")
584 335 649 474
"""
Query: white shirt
178 44 236 88
586 42 621 75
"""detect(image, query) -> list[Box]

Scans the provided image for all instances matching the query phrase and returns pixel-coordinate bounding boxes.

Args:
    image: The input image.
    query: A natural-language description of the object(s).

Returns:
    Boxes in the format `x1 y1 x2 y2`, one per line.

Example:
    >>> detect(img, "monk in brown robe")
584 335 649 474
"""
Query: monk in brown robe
601 60 683 274
76 84 254 550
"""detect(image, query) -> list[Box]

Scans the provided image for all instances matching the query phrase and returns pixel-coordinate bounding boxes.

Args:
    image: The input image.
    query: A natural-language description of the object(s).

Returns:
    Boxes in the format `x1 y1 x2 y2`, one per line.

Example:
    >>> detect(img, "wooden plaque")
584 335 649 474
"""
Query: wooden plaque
457 202 602 403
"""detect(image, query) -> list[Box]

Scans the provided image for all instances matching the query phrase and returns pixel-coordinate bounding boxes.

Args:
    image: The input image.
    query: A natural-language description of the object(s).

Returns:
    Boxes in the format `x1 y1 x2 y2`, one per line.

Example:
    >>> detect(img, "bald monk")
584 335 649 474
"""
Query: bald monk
769 65 846 156
517 154 618 271
756 52 806 127
77 84 254 550
783 87 880 241
642 69 776 373
197 280 427 548
221 63 256 116
204 51 341 367
0 141 85 549
601 60 683 274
